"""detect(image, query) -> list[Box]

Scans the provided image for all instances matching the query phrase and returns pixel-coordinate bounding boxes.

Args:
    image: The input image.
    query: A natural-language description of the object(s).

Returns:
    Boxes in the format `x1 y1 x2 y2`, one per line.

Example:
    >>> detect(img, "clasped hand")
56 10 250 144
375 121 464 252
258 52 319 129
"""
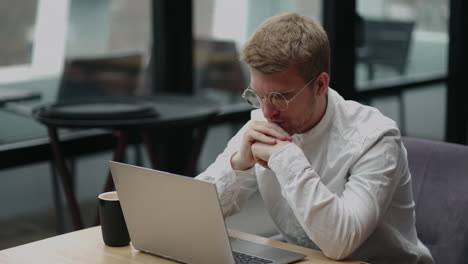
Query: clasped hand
231 121 292 170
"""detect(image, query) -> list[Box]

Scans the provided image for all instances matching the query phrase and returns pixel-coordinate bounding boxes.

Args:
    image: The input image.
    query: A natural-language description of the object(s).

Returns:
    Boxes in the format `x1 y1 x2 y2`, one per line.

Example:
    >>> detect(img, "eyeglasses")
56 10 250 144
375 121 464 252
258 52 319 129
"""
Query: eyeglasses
241 75 318 111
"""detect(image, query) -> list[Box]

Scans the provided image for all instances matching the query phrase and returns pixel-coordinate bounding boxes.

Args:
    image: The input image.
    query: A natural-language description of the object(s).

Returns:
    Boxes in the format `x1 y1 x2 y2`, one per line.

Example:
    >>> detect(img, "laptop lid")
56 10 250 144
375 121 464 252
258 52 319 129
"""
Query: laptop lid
109 161 306 264
109 161 234 264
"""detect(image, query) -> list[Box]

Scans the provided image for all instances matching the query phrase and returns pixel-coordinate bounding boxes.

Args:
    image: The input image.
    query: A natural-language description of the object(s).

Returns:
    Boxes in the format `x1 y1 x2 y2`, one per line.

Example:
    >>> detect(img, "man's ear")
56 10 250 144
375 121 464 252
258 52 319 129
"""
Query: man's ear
314 72 329 96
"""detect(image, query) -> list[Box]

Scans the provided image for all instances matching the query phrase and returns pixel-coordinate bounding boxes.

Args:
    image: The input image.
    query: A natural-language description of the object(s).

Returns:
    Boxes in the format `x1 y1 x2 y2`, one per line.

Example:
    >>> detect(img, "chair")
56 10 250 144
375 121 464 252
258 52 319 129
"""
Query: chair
357 19 415 80
57 53 149 100
194 38 247 98
402 137 468 263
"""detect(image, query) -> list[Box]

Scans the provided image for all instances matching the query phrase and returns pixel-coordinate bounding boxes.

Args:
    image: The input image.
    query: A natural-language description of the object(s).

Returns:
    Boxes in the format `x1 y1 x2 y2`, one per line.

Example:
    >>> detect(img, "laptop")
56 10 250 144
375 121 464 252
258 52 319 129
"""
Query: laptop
109 161 306 264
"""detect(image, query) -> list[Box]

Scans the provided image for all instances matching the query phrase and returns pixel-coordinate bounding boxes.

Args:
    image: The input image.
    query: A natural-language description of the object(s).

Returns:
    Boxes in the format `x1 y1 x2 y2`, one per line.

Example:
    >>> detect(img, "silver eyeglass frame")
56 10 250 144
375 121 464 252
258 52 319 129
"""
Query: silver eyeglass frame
241 74 319 111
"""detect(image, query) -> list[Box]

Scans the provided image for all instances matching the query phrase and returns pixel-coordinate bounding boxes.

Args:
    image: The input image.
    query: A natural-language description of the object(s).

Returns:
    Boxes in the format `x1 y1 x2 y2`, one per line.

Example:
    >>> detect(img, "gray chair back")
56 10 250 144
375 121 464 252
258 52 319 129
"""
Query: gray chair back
402 137 468 264
357 19 414 80
58 53 146 100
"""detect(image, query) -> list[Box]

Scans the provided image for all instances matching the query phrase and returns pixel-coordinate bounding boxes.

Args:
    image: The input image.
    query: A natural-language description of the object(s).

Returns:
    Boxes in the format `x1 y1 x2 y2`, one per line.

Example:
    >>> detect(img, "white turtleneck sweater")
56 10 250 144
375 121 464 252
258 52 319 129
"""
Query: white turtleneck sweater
196 88 434 263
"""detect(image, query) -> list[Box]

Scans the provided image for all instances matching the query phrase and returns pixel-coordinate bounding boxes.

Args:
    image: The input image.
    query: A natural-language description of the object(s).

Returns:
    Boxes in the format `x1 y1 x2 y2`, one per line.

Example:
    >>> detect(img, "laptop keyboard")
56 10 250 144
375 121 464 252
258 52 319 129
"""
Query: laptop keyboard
233 251 273 264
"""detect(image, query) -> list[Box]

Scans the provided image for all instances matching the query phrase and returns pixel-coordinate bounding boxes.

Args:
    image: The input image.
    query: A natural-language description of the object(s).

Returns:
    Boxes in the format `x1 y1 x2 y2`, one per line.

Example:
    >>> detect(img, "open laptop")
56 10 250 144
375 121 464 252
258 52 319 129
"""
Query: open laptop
109 161 306 264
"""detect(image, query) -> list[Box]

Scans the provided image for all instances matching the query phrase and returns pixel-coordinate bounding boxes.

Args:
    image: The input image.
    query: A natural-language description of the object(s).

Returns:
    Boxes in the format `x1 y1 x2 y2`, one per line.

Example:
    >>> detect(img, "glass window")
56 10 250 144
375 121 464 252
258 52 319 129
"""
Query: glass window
66 0 151 57
0 0 67 84
403 84 446 140
357 0 449 140
0 0 38 67
356 0 449 87
193 0 322 102
368 84 447 141
0 0 152 146
61 0 152 99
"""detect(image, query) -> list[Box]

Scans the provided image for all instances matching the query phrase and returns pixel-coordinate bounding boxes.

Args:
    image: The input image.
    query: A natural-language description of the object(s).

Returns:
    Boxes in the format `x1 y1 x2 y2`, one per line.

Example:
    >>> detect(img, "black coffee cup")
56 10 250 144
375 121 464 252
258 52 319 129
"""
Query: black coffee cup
98 191 130 247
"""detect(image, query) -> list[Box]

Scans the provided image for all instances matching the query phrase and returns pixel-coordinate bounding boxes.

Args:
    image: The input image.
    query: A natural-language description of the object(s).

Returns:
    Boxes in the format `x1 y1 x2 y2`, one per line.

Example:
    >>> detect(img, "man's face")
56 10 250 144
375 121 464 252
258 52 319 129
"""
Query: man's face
250 66 328 135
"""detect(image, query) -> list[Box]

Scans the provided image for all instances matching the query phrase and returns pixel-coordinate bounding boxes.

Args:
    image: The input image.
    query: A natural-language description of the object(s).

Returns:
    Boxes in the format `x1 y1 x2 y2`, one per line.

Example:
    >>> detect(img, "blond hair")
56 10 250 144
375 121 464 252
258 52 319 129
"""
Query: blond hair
240 13 330 81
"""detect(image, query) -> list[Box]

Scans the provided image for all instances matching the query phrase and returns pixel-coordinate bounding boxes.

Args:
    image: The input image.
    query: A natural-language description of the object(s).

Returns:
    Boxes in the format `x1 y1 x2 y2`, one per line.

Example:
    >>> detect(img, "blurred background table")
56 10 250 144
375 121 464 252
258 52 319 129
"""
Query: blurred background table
32 94 219 230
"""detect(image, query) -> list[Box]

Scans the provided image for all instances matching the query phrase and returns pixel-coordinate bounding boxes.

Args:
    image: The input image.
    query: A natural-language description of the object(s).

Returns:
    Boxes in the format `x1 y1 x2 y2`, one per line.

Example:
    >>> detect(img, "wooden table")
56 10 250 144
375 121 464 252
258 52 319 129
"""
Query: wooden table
0 227 366 263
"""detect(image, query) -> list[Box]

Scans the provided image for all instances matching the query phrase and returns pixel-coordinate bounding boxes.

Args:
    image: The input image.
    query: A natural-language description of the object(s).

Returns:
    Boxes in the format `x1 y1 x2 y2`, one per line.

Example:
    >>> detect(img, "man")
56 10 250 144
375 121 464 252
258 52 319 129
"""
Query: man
196 13 434 263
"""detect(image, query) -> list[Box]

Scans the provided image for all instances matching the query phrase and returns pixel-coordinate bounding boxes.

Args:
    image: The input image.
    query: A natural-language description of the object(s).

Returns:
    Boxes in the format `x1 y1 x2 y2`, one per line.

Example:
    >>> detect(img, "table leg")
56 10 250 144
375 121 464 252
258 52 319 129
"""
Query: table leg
103 129 129 193
49 161 64 234
141 129 158 169
184 125 208 177
47 126 84 230
96 129 129 226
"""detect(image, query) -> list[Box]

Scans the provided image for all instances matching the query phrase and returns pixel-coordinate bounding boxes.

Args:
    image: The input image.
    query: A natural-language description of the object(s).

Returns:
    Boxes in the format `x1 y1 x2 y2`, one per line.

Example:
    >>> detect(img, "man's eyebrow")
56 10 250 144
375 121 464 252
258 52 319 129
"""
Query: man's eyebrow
274 89 294 95
279 89 294 94
250 86 267 97
250 85 294 96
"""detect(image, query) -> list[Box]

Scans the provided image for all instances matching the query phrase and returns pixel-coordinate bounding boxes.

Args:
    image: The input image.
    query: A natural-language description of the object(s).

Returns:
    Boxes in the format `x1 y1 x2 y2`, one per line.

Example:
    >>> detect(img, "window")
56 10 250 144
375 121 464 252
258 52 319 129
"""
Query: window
355 0 449 141
0 0 37 67
66 0 151 57
0 0 68 84
356 0 448 85
0 0 152 146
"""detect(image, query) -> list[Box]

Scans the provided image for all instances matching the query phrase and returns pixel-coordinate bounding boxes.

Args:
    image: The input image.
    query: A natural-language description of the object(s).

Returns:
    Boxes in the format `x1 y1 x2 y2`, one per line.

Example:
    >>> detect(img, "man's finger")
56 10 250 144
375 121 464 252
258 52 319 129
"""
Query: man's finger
259 123 290 140
250 121 291 141
249 130 277 145
251 141 270 162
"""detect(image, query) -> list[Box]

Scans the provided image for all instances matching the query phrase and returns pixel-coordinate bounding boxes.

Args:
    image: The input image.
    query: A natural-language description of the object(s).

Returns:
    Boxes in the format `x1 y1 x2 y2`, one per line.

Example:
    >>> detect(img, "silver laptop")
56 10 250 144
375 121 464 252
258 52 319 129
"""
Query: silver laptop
109 161 306 264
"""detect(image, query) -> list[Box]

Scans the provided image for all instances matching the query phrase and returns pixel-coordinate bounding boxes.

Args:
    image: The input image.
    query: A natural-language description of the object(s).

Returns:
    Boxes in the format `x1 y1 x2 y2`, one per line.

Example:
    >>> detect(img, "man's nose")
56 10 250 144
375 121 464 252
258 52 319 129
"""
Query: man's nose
261 100 279 119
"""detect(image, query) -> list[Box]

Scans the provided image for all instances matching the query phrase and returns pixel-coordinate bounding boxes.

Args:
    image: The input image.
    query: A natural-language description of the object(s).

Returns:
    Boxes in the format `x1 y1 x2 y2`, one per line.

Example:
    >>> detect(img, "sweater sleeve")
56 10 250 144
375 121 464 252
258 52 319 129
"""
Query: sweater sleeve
195 121 258 217
268 134 404 260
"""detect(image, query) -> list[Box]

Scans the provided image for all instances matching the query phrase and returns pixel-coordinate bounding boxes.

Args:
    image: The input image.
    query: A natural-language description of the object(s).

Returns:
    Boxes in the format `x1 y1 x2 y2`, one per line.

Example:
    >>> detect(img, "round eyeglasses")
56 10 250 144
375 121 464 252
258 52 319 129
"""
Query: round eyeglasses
241 75 318 111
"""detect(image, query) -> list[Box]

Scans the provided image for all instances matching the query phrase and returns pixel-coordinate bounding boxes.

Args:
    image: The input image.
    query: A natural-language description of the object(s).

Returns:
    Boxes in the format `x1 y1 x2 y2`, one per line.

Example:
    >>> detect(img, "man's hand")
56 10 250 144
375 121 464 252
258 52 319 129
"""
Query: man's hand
231 121 291 171
251 140 291 169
